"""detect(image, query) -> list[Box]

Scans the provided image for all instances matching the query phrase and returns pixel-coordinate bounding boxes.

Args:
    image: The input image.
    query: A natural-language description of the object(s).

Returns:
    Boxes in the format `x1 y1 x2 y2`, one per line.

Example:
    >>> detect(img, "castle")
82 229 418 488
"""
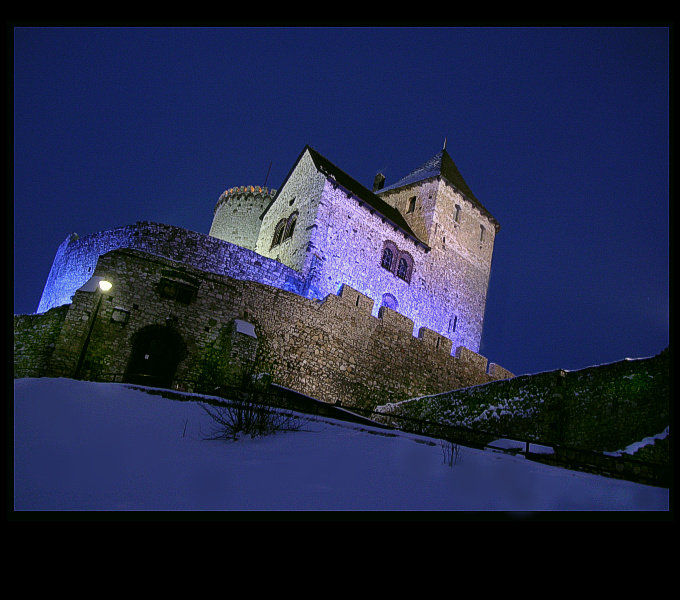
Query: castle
15 144 514 409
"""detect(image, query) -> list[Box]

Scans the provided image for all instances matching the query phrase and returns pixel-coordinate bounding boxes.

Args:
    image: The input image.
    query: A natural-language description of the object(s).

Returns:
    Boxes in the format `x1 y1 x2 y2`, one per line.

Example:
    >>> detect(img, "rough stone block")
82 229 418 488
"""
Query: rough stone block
488 362 514 380
455 345 488 373
417 327 453 353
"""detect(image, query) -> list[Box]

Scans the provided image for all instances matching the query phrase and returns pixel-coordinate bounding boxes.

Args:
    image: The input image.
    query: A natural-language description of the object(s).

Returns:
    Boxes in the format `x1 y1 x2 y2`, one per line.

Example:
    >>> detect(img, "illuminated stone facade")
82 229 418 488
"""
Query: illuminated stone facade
18 144 512 408
209 186 276 250
216 145 500 353
23 247 510 409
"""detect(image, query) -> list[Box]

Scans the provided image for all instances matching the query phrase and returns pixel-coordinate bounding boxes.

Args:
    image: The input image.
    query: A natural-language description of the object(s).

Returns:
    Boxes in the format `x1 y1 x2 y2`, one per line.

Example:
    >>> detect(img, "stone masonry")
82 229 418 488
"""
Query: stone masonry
20 247 511 410
17 143 515 410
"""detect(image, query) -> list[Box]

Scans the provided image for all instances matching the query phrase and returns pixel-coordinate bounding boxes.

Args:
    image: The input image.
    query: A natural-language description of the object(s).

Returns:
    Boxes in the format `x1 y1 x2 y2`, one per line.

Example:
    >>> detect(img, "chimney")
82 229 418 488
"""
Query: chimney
372 172 386 192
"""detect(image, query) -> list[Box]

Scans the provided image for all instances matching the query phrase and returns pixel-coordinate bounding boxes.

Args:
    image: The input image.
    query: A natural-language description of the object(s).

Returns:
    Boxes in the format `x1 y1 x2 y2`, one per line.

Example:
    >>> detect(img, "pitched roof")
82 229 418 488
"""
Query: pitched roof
266 145 428 248
379 148 499 230
378 148 474 197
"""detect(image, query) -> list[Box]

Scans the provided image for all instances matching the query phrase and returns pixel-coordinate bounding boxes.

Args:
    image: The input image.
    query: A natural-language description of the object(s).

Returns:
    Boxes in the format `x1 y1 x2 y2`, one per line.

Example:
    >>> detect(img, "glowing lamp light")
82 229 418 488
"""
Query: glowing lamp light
74 278 113 379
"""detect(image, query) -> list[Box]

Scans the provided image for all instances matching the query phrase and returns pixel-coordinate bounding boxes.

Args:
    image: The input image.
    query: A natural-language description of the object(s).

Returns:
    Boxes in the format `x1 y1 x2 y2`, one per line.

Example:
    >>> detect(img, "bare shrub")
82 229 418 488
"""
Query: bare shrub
441 440 463 467
200 400 308 441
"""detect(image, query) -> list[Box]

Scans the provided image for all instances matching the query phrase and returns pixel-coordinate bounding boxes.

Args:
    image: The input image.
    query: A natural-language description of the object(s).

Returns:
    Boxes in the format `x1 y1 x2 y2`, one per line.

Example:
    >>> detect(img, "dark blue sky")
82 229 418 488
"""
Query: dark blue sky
13 26 669 376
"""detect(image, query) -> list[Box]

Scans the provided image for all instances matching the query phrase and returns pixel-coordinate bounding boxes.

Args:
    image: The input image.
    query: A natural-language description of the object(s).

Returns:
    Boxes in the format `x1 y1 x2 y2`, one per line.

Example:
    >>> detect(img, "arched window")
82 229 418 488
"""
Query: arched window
397 258 408 279
396 252 413 283
271 219 286 249
380 241 414 282
284 212 297 240
381 293 398 310
381 247 393 271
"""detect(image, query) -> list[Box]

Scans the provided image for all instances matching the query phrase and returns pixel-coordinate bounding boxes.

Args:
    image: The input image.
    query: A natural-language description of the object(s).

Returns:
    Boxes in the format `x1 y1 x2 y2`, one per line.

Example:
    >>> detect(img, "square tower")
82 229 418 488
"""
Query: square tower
376 146 500 351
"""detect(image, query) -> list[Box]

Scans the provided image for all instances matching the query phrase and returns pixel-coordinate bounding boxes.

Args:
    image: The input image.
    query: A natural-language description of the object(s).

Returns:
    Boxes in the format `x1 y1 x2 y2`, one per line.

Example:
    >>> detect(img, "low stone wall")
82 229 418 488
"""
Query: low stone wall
13 305 69 378
375 348 669 453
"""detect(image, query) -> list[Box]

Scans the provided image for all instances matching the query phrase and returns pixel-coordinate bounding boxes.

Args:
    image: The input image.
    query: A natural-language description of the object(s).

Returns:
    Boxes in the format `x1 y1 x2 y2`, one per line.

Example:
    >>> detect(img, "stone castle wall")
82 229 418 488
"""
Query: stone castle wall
304 177 490 352
18 248 512 410
377 178 497 352
302 177 429 313
255 150 327 271
36 221 306 313
13 305 69 378
248 149 495 352
376 349 669 452
24 146 509 412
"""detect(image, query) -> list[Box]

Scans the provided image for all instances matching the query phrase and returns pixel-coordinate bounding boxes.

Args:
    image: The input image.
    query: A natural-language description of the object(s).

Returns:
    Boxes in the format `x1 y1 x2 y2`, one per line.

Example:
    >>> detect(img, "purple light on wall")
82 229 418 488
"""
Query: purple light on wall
294 181 482 352
36 222 307 314
35 188 484 355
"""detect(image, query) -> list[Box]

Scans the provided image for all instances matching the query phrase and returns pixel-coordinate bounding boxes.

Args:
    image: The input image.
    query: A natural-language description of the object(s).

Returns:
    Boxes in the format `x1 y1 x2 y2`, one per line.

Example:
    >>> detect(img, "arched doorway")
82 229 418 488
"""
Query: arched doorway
124 325 186 388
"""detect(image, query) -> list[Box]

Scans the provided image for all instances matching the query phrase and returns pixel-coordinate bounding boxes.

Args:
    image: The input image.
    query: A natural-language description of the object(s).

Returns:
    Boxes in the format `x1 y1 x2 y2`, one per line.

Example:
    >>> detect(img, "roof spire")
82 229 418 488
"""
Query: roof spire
443 137 447 151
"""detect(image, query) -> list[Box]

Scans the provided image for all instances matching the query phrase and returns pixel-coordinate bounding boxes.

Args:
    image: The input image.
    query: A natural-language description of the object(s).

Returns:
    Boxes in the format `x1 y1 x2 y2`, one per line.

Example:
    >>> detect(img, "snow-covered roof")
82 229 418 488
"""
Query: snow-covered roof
378 148 499 231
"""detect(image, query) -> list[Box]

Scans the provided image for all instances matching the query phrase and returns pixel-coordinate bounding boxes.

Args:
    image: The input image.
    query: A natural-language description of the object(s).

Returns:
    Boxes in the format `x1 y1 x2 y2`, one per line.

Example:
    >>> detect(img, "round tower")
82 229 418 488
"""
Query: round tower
209 185 277 251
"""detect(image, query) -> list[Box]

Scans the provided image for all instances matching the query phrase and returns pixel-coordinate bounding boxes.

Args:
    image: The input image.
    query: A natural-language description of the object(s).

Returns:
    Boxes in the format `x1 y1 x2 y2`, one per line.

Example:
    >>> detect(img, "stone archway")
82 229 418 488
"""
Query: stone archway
124 325 187 389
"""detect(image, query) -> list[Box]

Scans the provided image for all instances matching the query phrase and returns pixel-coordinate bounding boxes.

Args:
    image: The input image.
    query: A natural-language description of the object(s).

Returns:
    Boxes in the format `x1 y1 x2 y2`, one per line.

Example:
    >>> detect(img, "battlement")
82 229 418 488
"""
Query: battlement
213 185 277 214
210 185 277 250
455 345 489 372
317 283 503 374
335 283 377 314
377 304 416 333
24 143 508 411
18 247 513 411
417 326 453 354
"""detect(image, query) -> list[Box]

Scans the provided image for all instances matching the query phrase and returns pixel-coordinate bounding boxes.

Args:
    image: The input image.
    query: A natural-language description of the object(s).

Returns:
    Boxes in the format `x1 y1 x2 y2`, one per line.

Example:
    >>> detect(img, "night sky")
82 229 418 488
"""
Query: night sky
12 26 669 376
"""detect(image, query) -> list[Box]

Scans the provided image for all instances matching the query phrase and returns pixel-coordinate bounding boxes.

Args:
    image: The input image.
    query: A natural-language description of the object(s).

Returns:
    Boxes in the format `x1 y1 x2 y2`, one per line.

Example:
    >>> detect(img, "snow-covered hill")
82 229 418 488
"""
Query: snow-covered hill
12 378 669 512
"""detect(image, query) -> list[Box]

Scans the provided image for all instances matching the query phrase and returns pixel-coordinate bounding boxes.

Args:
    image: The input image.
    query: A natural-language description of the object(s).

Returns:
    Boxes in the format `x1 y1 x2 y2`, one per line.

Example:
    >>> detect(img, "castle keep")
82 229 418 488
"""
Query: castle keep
15 144 513 409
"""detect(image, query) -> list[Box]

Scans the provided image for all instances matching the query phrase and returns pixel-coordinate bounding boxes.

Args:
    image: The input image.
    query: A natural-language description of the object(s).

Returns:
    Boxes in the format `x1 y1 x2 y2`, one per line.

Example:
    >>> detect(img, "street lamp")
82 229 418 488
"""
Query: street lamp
73 278 113 379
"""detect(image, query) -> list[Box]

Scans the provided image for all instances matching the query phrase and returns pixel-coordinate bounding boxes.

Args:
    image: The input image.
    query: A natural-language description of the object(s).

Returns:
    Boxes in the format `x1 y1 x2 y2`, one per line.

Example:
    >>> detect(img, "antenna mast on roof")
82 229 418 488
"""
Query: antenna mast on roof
263 160 272 188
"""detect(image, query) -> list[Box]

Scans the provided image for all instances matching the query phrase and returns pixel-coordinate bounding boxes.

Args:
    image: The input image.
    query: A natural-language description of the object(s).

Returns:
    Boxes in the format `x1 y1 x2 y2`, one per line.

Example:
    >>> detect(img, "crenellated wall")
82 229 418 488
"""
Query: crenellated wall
23 145 510 412
17 248 513 410
15 244 668 457
35 146 501 365
209 186 277 250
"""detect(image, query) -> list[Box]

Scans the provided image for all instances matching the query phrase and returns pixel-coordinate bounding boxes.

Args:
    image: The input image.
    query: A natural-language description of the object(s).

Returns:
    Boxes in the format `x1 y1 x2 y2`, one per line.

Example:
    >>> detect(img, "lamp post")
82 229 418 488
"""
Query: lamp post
74 278 113 379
